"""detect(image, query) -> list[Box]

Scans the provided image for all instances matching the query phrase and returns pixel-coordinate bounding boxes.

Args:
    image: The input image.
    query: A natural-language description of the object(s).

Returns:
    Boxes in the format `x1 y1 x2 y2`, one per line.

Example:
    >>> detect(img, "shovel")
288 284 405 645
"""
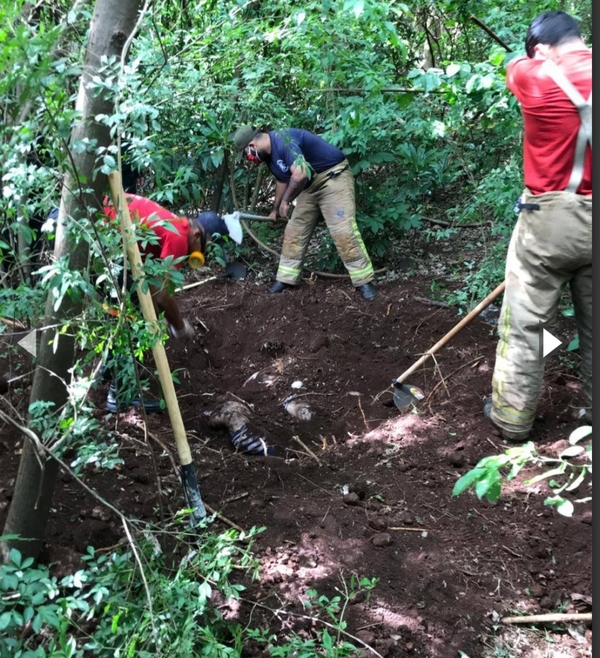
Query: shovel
221 211 288 246
392 281 506 409
181 261 247 291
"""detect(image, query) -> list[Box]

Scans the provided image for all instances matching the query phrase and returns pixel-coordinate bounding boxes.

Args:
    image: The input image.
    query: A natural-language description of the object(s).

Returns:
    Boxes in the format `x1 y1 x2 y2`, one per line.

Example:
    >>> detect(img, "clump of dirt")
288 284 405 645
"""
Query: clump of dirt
0 264 591 657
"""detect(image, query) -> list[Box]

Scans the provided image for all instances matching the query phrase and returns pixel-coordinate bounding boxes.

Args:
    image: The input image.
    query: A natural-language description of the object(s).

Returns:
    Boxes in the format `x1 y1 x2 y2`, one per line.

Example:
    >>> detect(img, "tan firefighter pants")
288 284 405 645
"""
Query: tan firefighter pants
275 160 375 287
491 189 592 434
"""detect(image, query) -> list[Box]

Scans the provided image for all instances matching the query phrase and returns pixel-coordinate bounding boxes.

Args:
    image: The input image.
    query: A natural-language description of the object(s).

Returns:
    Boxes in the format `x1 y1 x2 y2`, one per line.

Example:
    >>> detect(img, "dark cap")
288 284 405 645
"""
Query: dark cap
232 125 259 151
195 211 229 240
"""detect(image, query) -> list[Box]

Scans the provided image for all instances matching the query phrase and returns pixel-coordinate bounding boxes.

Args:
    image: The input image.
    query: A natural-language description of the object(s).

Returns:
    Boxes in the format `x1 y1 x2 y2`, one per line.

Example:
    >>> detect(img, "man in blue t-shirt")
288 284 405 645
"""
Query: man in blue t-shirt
232 125 377 300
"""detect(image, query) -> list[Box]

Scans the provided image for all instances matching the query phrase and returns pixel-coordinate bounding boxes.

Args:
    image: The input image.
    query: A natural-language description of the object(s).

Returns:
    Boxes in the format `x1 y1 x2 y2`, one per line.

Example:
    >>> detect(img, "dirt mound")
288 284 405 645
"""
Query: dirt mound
0 271 591 657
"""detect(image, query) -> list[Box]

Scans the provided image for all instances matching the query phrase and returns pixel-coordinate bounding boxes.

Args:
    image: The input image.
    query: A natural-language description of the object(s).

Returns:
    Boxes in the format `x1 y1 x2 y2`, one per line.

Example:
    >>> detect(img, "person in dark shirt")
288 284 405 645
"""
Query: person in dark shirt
232 125 377 300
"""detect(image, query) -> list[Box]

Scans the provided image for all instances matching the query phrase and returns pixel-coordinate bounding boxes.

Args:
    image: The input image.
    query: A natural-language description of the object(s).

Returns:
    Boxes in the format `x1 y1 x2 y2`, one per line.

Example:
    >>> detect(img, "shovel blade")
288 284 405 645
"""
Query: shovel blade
392 381 426 410
224 262 247 280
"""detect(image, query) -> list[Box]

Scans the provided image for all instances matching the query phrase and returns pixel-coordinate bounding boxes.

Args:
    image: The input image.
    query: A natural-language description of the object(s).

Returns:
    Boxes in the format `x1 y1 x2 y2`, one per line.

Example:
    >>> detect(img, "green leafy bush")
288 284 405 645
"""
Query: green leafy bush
452 426 592 517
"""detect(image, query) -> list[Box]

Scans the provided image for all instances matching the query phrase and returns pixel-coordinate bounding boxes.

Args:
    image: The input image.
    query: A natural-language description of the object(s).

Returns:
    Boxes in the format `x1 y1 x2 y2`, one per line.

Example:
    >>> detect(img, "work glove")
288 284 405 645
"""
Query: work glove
168 318 194 340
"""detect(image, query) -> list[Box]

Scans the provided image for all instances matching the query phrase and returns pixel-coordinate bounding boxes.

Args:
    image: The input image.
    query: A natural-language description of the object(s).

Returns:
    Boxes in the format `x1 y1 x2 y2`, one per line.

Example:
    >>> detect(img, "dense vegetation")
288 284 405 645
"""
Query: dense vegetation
0 0 592 655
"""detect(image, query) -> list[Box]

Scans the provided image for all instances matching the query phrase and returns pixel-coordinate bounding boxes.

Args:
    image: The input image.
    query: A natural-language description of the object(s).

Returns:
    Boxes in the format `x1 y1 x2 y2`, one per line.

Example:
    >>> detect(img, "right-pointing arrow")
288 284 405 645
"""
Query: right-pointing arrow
542 328 562 358
539 322 563 362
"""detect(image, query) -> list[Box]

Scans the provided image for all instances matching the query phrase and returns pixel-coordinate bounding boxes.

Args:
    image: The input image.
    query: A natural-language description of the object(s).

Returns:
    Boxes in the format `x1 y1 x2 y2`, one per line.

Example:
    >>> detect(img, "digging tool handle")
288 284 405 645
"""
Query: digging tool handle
395 281 506 384
238 212 287 223
107 173 206 523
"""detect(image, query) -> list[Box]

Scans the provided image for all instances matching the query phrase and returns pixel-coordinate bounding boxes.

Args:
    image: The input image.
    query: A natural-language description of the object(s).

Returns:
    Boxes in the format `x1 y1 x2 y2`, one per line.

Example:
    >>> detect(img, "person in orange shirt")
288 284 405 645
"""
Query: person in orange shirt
484 11 592 441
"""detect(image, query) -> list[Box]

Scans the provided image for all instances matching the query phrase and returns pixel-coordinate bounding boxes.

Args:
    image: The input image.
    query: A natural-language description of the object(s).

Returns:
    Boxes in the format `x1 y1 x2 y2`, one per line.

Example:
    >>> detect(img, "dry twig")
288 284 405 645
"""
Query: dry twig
388 526 429 532
292 435 322 465
357 397 370 431
502 613 591 625
426 355 483 405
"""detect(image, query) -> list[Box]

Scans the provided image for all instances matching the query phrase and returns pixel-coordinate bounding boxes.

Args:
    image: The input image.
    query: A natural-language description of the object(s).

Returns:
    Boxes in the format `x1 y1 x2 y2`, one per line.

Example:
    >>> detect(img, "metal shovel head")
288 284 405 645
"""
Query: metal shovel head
393 381 426 410
224 261 247 280
222 212 244 245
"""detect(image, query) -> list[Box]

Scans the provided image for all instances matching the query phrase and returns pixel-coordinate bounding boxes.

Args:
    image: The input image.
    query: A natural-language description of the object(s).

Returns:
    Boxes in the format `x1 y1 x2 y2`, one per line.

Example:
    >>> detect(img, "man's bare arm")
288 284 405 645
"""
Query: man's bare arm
271 180 288 218
278 163 309 217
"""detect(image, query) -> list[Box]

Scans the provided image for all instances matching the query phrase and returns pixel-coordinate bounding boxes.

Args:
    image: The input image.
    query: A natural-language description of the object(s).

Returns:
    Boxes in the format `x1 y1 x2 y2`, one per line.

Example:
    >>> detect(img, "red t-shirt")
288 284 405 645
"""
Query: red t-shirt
103 194 191 269
506 49 592 195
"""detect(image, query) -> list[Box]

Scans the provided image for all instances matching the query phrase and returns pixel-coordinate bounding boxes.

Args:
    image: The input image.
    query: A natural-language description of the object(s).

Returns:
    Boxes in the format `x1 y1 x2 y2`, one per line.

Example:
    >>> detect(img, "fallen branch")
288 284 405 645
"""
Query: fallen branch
422 216 488 229
240 597 385 658
204 503 246 534
0 317 26 329
388 526 429 532
413 296 452 309
292 435 322 465
222 492 249 505
502 612 591 625
357 397 370 431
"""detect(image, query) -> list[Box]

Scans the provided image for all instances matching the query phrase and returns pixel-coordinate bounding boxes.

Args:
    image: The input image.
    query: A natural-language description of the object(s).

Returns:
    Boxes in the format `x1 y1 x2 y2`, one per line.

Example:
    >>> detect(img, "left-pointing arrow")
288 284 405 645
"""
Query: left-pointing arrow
17 330 37 357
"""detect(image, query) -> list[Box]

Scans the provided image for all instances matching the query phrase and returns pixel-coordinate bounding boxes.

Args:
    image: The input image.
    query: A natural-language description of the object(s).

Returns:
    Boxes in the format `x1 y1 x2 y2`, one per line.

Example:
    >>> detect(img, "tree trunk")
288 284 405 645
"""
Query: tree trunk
2 0 143 562
210 150 229 212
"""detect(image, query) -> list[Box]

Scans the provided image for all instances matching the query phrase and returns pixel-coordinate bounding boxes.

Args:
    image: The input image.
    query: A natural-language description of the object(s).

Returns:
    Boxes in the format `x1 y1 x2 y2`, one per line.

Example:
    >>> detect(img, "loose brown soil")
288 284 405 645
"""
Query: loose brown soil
0 250 592 657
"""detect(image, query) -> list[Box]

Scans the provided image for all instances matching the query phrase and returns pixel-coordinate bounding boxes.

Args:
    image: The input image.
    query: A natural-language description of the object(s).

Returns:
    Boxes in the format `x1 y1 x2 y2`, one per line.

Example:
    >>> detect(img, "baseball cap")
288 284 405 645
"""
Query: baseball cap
232 125 259 151
195 211 229 240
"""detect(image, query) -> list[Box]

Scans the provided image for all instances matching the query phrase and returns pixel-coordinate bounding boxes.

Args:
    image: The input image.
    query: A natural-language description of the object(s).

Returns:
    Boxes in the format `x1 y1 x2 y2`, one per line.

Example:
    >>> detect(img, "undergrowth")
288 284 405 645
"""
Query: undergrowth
0 522 378 658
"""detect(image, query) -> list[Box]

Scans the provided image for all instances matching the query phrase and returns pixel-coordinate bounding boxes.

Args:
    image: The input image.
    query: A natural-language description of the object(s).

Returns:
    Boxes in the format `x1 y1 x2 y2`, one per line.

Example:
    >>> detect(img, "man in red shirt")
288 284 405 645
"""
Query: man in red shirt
102 195 235 411
484 11 592 441
103 194 233 337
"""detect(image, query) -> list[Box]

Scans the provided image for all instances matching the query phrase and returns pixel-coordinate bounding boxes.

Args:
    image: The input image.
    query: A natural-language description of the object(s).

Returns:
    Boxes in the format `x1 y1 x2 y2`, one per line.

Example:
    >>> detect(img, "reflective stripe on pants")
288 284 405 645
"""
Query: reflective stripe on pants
276 160 375 287
491 189 592 433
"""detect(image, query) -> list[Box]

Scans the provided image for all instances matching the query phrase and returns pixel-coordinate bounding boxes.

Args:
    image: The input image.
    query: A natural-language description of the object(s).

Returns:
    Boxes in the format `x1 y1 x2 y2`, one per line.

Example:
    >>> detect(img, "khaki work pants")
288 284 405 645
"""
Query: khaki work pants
491 189 592 434
275 160 375 287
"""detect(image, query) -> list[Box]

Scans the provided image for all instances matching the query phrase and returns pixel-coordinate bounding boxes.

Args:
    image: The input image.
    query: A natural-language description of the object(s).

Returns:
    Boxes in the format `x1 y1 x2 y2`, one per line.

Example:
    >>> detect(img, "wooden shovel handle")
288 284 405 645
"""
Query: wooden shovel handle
395 281 505 384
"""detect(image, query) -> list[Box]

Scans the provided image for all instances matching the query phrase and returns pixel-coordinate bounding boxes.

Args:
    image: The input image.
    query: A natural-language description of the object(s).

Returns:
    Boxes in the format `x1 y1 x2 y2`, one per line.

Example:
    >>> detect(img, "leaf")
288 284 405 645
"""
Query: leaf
9 548 21 567
556 499 575 517
452 467 487 497
525 464 566 486
321 629 333 651
544 495 574 517
0 612 12 631
446 63 461 77
567 335 580 351
475 471 501 501
569 426 592 444
559 445 585 458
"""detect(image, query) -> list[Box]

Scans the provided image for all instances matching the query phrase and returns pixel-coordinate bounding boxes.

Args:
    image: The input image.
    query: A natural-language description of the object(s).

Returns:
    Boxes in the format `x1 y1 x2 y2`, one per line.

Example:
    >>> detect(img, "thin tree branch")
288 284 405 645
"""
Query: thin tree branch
470 14 513 52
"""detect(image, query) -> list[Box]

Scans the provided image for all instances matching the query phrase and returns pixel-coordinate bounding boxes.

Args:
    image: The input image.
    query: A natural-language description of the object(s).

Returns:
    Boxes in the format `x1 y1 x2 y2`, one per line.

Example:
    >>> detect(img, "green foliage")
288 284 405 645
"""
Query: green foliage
0 523 264 657
452 425 592 517
0 544 64 658
0 530 380 658
248 574 379 657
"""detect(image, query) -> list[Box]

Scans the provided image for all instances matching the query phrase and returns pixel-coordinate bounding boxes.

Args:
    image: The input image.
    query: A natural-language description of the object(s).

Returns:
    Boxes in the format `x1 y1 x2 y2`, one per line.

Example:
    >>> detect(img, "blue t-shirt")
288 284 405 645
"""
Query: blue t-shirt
266 129 345 185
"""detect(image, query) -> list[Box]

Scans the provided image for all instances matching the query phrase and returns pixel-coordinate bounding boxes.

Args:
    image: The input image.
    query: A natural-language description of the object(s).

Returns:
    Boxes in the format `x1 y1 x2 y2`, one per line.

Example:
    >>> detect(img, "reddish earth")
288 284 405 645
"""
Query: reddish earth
0 243 592 657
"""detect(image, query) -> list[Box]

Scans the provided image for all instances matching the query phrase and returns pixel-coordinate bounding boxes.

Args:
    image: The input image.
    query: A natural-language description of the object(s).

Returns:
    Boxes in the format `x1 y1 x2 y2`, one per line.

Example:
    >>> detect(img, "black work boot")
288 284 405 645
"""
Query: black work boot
483 396 530 442
106 382 163 414
356 282 377 300
269 281 293 293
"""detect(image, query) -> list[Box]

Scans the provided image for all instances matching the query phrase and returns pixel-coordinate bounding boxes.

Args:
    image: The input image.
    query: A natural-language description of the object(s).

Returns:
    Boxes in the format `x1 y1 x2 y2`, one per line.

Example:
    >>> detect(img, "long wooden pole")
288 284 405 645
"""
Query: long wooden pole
395 281 506 384
107 172 206 524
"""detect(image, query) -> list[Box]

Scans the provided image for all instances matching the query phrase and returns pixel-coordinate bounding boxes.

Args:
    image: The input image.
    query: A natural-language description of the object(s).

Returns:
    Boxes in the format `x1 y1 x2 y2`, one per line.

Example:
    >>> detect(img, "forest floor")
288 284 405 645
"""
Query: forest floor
0 228 592 658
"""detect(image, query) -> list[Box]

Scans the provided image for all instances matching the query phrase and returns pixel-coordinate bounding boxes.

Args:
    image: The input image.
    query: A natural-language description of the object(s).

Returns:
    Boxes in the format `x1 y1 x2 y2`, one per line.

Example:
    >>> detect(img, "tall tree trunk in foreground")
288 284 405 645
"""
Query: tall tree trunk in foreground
2 0 142 562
